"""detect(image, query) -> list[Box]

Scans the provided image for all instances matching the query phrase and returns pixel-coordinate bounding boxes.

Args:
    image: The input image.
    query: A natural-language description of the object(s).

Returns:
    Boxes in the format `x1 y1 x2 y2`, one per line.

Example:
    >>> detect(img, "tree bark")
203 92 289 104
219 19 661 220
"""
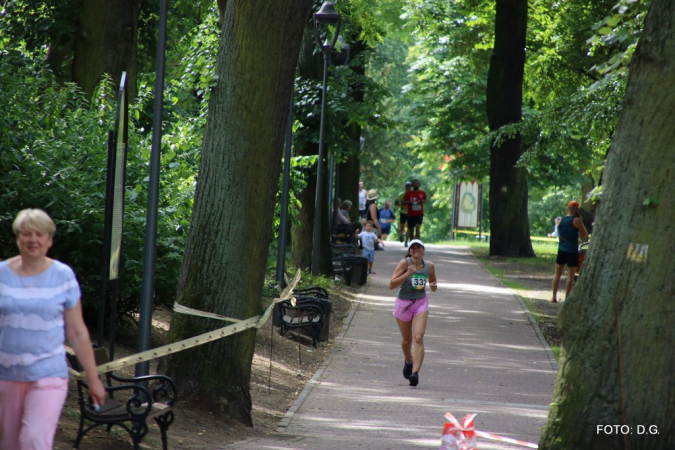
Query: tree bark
485 0 534 257
539 1 675 448
72 0 142 100
165 0 312 426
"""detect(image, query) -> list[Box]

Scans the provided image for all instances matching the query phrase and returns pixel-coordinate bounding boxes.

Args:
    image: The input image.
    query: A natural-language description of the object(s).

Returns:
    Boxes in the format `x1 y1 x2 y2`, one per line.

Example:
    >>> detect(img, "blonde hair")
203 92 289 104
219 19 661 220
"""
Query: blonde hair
13 209 56 237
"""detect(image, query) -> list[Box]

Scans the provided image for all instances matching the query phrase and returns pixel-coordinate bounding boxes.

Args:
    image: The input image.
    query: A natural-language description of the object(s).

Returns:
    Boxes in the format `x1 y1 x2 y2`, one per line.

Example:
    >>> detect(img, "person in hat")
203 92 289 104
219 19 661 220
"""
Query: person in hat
361 189 383 239
552 201 589 303
394 182 412 245
389 239 437 387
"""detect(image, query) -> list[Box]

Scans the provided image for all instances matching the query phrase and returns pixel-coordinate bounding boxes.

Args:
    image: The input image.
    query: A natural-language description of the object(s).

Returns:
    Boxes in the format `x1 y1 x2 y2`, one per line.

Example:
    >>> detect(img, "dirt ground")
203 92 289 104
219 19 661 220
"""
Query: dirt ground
53 283 362 450
53 252 562 450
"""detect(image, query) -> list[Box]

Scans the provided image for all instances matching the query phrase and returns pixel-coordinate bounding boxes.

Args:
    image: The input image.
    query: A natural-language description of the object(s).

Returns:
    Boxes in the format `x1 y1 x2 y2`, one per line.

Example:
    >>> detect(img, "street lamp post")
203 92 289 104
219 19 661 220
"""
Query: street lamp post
311 2 342 276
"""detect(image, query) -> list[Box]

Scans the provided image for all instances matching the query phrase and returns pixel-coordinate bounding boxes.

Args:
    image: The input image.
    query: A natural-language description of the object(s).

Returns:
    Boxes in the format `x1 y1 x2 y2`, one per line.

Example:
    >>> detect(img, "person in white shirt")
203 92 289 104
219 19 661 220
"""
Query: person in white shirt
358 181 367 219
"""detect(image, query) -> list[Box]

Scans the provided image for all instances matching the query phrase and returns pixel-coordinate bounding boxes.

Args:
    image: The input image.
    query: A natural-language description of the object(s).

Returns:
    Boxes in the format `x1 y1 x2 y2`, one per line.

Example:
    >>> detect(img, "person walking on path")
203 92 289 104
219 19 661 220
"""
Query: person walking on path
378 200 396 241
389 239 437 387
362 189 383 237
0 209 106 450
394 181 412 245
402 178 427 244
358 181 367 219
552 201 589 303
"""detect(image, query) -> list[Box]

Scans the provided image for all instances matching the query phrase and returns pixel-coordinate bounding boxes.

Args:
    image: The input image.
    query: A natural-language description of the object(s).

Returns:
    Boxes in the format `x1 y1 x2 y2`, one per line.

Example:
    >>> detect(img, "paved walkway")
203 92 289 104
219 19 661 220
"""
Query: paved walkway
222 243 557 449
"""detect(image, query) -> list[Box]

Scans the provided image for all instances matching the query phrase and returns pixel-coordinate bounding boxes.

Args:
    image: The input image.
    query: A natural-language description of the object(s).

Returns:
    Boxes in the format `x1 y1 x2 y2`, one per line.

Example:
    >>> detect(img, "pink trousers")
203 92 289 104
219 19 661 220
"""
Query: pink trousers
0 377 69 450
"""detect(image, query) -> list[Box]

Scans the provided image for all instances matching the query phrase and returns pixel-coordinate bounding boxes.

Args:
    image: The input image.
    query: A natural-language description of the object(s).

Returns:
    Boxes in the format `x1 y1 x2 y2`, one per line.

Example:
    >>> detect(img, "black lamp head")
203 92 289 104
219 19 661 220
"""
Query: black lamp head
314 2 340 25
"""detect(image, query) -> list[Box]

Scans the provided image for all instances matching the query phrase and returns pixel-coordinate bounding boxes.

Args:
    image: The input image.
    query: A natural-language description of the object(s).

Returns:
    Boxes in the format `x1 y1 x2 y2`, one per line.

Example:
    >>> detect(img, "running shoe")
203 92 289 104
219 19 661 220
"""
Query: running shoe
403 360 413 379
409 372 419 386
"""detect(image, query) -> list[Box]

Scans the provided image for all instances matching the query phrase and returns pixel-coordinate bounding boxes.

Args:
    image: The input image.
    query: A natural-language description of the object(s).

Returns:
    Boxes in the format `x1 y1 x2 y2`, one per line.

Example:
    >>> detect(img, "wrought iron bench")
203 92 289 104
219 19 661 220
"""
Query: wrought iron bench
279 297 327 347
66 346 178 450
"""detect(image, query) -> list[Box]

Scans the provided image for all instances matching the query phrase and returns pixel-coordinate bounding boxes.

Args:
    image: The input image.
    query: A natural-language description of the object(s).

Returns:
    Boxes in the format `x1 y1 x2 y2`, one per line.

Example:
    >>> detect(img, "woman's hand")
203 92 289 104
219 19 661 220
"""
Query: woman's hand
88 377 107 409
406 263 418 276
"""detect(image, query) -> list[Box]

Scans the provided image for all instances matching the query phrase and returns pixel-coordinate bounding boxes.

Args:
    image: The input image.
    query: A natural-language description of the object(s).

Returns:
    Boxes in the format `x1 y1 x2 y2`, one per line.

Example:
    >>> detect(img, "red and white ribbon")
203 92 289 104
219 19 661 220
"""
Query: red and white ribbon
440 412 538 449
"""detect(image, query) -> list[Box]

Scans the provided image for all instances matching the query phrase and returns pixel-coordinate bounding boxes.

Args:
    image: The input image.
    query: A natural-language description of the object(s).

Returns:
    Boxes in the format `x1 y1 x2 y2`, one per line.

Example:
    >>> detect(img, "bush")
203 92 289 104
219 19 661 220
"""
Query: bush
0 50 191 325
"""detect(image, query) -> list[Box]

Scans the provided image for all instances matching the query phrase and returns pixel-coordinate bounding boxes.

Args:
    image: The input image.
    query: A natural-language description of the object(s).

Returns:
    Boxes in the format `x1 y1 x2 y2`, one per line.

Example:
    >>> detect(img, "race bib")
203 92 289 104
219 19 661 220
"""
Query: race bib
412 203 422 211
411 273 427 290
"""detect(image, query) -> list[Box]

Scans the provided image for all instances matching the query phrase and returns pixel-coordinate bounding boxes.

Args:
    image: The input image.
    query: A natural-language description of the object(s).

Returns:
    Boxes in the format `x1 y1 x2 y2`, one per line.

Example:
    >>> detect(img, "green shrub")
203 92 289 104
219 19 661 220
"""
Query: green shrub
0 49 190 325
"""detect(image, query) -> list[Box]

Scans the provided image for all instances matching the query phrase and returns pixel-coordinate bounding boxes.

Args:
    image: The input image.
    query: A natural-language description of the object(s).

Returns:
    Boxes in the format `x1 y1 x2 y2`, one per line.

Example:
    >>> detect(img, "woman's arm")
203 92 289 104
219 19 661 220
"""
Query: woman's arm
389 259 416 290
428 261 438 292
573 217 589 241
65 301 106 406
370 204 382 233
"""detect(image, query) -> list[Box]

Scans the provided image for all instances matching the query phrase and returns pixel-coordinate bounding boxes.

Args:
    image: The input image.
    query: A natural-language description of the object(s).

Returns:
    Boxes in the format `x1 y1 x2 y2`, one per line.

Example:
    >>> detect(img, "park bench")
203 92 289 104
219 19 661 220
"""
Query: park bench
279 294 332 347
66 346 178 450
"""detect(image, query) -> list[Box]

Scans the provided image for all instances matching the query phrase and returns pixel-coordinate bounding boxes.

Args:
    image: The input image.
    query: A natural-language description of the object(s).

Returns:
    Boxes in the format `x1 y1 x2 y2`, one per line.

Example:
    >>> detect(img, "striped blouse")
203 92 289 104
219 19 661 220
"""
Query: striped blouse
0 260 81 381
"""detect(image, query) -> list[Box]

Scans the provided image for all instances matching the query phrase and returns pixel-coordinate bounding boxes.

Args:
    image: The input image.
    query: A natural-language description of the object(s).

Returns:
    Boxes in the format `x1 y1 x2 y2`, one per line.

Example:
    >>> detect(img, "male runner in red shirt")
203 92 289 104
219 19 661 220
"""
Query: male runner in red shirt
402 178 427 245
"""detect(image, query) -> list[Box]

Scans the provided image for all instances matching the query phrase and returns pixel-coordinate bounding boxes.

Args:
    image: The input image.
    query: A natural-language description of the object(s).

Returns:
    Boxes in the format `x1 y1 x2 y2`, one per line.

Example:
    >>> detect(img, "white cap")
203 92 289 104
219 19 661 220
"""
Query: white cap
408 239 425 249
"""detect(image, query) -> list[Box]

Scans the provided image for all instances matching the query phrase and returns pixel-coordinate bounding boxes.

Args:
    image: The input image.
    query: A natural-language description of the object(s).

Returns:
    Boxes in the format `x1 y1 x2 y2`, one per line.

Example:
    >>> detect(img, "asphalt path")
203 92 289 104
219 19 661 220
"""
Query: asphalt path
221 242 557 449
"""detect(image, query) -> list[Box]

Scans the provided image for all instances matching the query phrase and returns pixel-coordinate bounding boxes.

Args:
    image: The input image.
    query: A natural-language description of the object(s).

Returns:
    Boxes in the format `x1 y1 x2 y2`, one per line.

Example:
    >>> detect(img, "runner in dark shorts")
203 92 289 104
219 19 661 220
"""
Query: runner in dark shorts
556 251 579 268
406 214 424 230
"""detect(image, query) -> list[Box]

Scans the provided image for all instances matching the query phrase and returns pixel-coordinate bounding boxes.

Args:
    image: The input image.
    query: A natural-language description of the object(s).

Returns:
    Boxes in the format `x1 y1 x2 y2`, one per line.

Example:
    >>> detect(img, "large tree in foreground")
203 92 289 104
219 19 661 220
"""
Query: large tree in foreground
540 1 675 447
486 0 535 257
165 0 312 426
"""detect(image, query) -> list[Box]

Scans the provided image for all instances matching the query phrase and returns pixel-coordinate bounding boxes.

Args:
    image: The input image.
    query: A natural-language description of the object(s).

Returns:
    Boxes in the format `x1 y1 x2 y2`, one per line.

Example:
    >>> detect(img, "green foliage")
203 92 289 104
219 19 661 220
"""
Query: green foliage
363 0 634 244
586 0 649 90
0 0 79 51
527 186 578 237
0 48 189 323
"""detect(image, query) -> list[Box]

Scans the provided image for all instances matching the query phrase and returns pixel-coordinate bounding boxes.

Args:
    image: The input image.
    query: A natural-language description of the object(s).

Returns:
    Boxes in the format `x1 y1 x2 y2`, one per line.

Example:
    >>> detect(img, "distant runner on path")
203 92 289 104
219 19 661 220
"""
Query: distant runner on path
388 239 437 387
394 181 412 246
401 178 427 244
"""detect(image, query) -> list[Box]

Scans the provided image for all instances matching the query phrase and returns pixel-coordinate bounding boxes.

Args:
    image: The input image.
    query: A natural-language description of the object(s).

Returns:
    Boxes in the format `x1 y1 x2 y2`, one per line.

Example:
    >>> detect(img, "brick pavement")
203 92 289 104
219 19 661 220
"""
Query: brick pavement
221 243 557 449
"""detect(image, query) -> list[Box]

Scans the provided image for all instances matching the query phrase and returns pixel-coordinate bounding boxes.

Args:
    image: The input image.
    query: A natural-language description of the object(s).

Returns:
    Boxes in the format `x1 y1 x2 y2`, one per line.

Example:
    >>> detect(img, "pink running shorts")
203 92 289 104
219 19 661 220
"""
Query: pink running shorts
392 296 429 322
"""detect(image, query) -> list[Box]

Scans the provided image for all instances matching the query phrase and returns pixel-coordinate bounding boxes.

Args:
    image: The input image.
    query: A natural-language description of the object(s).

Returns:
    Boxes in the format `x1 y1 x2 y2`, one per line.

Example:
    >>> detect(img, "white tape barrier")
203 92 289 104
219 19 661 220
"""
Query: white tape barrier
69 270 302 379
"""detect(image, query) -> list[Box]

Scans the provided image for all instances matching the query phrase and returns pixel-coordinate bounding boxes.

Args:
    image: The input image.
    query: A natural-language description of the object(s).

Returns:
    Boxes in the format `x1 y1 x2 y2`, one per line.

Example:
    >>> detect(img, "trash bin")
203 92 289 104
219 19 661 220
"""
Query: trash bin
348 255 369 285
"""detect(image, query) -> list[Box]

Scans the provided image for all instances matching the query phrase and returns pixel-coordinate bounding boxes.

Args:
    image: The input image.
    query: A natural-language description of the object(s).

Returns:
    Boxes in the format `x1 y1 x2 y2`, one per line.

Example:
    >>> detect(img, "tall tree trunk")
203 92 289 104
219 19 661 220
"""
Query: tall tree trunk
485 0 534 257
165 0 312 426
540 1 675 448
72 0 142 100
